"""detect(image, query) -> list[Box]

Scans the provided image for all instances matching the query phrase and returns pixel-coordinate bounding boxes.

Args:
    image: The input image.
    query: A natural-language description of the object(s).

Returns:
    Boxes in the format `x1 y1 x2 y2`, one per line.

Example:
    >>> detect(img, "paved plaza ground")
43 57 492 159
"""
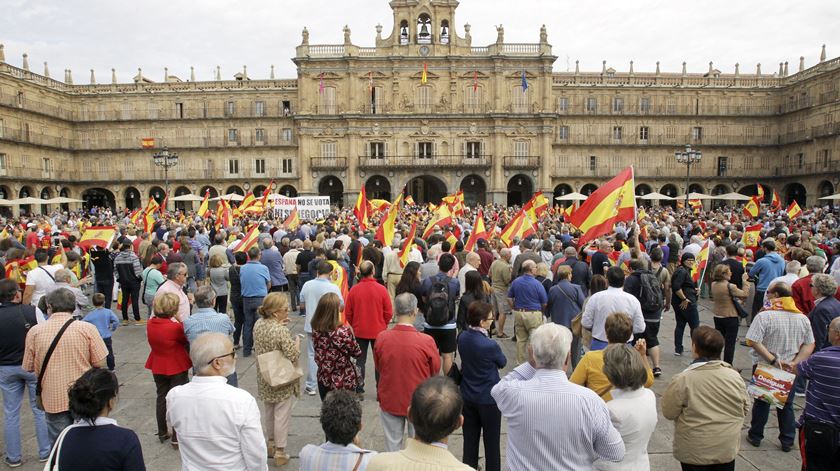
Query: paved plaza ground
3 297 803 470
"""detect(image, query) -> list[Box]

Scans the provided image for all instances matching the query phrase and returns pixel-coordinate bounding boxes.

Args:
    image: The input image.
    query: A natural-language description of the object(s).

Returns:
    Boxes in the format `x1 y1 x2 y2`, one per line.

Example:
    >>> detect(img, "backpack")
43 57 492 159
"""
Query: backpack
426 275 452 327
638 268 664 314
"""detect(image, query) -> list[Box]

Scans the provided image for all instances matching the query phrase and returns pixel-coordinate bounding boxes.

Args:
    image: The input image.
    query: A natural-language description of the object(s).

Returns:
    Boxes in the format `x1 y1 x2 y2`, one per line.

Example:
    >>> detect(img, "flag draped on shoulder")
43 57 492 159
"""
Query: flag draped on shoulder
691 240 712 283
422 204 453 239
374 194 402 247
354 187 370 230
569 166 636 247
499 209 535 247
786 200 802 219
235 225 260 253
398 222 417 268
743 196 760 218
197 190 211 218
464 208 487 252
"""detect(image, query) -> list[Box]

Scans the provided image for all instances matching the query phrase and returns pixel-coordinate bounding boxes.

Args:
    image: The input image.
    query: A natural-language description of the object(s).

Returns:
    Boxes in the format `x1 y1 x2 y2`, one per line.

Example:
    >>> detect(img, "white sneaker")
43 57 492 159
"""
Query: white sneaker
305 387 317 396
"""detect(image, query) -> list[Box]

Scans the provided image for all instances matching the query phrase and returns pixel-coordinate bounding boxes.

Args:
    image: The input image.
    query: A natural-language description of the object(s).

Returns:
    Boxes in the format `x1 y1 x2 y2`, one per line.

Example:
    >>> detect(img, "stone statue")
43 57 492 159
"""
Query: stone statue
301 27 309 45
496 24 504 44
343 25 351 45
540 25 547 43
439 93 449 111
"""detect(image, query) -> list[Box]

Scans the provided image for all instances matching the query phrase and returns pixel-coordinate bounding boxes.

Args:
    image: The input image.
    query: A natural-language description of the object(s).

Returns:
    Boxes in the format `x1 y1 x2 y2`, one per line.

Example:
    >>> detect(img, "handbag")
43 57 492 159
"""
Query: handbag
446 362 462 386
557 283 583 336
36 318 75 410
728 283 749 319
256 350 303 388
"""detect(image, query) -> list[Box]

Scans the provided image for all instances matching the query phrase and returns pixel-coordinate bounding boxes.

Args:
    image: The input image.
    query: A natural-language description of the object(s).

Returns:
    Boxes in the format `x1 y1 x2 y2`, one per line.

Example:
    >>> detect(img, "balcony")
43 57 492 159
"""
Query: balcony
358 155 492 170
309 157 347 170
552 165 777 179
503 156 540 170
553 134 776 147
554 103 778 117
0 165 298 184
774 161 840 177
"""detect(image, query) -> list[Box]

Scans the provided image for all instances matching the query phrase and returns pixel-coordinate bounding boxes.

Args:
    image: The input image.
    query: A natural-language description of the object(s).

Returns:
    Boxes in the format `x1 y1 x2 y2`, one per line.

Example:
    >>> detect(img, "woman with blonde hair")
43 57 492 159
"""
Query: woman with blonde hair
310 292 361 400
254 292 301 466
208 253 230 314
145 292 191 447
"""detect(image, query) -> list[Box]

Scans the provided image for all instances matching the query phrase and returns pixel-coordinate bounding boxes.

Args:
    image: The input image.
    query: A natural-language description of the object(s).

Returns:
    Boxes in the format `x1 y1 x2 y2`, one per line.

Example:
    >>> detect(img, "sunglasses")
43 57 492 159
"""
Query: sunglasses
207 350 235 365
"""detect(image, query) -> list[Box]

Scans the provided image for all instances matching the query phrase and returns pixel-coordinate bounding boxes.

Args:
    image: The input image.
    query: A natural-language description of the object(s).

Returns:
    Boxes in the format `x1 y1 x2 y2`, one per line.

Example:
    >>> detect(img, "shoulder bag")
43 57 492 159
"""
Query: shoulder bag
728 283 749 319
36 318 75 410
557 284 584 336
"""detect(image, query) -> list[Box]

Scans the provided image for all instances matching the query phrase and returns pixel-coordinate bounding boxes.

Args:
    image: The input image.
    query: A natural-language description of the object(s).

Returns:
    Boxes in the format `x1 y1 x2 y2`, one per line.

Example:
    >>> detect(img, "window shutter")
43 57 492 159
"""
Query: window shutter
384 141 389 158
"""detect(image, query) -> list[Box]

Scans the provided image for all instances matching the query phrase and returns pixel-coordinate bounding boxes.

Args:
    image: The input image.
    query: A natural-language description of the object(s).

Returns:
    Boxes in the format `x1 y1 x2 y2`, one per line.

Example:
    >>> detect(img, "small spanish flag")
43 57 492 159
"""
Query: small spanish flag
421 63 428 84
141 137 155 149
743 196 760 219
786 201 802 219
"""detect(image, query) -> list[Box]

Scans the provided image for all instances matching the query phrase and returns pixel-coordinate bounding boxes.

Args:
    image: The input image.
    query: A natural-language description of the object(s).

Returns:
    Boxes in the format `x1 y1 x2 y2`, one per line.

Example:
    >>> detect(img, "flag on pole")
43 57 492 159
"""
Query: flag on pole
259 180 274 210
354 187 369 230
771 191 782 211
743 196 760 218
141 138 155 149
691 240 712 283
742 223 762 249
78 226 117 251
197 190 210 218
756 184 765 201
521 69 528 90
283 207 300 230
404 195 416 206
564 201 577 219
239 192 256 212
499 209 535 247
637 207 647 221
523 192 549 222
464 208 487 252
159 192 167 215
422 204 453 239
235 225 260 253
128 208 142 225
216 200 232 229
398 222 418 268
374 194 402 247
421 63 428 84
568 166 636 247
786 201 802 219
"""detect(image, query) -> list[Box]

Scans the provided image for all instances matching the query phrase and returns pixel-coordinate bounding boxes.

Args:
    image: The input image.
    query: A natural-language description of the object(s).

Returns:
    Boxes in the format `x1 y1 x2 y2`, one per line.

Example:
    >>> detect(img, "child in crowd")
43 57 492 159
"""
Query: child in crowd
83 292 120 370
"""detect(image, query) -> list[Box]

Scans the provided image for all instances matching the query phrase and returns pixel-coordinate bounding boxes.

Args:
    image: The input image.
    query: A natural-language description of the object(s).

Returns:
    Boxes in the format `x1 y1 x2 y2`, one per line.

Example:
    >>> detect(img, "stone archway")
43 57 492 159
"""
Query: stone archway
277 185 298 198
225 185 245 197
580 183 599 196
318 176 345 207
635 184 652 196
507 174 533 207
688 183 705 195
460 174 486 206
784 183 807 207
18 186 34 214
82 187 116 211
407 175 447 204
660 184 679 208
711 184 730 209
818 180 834 208
174 186 192 212
254 185 268 198
365 175 392 202
125 187 142 210
149 186 166 206
58 187 71 212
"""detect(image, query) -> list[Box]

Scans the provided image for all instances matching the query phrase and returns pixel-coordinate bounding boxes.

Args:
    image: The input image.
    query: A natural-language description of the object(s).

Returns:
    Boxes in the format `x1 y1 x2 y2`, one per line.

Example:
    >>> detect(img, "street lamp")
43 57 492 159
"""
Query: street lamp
152 147 179 210
674 144 702 209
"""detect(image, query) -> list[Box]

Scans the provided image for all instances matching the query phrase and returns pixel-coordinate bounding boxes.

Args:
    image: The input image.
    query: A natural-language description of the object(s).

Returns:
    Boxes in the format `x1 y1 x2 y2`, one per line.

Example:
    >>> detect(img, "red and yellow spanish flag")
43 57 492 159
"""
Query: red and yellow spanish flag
786 200 802 219
691 240 712 283
421 63 428 84
369 199 391 215
743 196 760 219
239 192 257 212
499 209 536 248
5 256 38 287
398 222 418 268
374 194 402 247
422 204 453 239
145 197 160 215
78 226 117 251
756 184 765 201
283 207 301 230
235 225 260 253
771 190 782 211
564 201 577 220
444 231 459 253
464 208 487 252
128 208 142 225
523 192 549 223
405 195 416 206
742 223 762 249
354 187 369 231
216 199 233 229
141 137 155 149
327 260 349 322
260 180 274 210
637 207 647 221
569 166 636 247
197 190 211 218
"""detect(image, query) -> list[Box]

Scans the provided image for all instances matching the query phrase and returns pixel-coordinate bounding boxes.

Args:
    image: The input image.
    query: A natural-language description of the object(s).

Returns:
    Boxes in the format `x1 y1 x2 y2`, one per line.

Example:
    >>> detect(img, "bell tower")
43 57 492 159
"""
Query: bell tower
383 0 464 53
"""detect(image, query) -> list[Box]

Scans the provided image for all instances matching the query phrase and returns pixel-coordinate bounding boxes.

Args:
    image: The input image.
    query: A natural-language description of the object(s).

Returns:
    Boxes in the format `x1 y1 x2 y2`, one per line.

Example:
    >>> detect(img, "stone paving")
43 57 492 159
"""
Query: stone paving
3 297 803 470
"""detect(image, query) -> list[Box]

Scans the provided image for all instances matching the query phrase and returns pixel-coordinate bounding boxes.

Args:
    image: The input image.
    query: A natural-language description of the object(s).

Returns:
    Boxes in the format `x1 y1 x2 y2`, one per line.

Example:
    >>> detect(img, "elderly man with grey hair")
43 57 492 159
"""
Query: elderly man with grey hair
792 255 828 314
183 286 237 386
809 273 840 351
167 332 267 470
458 251 481 297
373 293 441 452
155 262 192 321
49 268 89 318
508 259 548 364
763 260 802 304
492 323 624 469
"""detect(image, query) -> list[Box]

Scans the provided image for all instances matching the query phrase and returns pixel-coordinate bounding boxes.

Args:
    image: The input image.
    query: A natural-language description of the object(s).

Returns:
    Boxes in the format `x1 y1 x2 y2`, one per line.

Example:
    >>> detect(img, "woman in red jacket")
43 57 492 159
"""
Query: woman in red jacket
311 292 362 400
145 292 192 447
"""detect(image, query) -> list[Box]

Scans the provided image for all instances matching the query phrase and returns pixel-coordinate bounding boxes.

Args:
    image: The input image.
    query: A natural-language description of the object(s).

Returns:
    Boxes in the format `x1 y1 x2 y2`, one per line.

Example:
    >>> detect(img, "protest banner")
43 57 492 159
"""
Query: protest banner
270 196 331 221
747 363 795 409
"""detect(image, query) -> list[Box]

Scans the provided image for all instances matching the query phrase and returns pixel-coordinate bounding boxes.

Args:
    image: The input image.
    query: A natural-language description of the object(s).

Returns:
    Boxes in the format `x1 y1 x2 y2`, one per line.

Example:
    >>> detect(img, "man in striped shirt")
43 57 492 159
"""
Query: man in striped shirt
491 323 625 470
794 316 840 469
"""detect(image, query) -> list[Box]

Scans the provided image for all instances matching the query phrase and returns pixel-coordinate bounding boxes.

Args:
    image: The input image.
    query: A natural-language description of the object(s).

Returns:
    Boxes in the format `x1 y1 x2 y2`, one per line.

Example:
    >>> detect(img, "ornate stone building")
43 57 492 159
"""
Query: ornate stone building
0 0 838 215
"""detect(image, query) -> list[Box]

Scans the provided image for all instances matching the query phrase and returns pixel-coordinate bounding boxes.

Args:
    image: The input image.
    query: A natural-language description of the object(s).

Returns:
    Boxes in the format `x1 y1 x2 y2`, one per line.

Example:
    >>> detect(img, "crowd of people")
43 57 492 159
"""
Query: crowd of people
0 198 839 470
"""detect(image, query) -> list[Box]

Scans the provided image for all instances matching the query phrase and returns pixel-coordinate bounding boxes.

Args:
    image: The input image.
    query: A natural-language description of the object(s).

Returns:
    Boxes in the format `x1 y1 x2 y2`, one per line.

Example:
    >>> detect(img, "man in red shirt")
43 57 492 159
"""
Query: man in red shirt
374 292 440 452
792 256 826 314
476 239 494 277
344 260 392 396
24 225 40 251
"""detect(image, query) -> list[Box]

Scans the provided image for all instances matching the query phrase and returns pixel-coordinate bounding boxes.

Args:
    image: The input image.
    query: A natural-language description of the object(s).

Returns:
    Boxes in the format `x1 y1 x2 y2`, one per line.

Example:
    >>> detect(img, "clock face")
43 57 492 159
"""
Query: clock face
419 45 430 57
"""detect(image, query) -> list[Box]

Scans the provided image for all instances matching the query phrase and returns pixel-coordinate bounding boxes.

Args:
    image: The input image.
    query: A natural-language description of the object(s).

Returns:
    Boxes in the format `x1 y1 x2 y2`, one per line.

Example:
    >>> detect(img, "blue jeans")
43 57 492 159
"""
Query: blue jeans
242 297 264 356
45 412 72 447
748 366 796 447
0 365 50 461
305 332 318 391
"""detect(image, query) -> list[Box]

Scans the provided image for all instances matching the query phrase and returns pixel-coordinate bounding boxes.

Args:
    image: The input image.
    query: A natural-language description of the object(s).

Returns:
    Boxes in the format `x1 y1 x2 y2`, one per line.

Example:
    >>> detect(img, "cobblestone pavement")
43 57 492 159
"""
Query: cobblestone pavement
3 297 803 470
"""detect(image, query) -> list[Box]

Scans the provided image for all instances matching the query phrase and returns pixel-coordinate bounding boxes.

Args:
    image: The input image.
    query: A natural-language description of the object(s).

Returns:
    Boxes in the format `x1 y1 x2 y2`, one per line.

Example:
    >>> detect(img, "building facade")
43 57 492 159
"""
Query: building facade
1 0 838 215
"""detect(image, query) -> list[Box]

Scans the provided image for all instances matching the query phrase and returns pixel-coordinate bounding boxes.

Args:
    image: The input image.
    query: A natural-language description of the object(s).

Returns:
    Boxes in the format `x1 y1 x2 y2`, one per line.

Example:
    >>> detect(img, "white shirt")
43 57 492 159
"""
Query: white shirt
166 376 268 471
582 287 646 342
25 264 61 308
458 264 478 296
595 388 657 471
491 363 625 470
